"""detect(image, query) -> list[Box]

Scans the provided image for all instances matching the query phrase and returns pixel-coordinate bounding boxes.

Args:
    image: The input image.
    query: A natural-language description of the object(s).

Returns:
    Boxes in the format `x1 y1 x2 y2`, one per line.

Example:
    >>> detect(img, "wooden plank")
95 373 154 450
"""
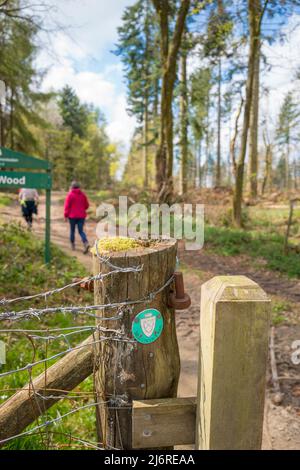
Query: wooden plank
196 276 270 450
132 397 196 448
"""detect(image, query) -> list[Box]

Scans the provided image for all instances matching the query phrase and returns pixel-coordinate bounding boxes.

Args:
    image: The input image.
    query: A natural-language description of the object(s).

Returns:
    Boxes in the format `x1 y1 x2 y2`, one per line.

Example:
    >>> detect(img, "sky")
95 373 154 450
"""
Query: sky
36 1 300 162
37 0 137 149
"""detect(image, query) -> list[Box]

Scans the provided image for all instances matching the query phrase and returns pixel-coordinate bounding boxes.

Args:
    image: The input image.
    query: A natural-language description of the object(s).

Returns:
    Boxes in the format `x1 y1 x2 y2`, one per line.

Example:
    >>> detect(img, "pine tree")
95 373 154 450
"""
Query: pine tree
202 0 233 187
276 92 300 190
58 86 89 139
116 0 160 188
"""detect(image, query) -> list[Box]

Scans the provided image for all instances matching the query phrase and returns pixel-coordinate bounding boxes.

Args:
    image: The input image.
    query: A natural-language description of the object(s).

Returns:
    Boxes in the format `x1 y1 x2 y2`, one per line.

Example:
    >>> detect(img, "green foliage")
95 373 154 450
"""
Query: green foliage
190 67 212 142
272 301 290 325
203 0 233 59
205 225 300 278
0 223 87 298
115 0 159 123
0 193 13 208
0 3 51 152
0 223 98 450
34 90 120 190
58 86 89 138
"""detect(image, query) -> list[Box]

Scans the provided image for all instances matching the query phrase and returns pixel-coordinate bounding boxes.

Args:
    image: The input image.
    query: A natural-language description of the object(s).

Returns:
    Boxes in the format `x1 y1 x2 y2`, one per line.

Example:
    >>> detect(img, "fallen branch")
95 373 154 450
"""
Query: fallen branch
269 326 283 405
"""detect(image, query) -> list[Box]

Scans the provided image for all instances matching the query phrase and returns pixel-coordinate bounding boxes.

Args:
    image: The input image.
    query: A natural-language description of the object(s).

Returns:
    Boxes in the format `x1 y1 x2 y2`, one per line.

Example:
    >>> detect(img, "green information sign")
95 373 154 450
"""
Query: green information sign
0 147 52 264
0 171 52 190
0 147 52 170
132 309 164 344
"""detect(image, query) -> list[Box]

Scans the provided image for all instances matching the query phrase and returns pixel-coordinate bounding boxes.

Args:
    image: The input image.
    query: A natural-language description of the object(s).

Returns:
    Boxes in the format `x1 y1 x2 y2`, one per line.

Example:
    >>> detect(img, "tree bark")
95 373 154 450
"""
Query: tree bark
143 99 149 188
216 57 222 187
152 0 191 201
0 101 4 147
233 0 264 227
180 42 188 195
10 87 14 148
249 35 261 199
143 0 150 188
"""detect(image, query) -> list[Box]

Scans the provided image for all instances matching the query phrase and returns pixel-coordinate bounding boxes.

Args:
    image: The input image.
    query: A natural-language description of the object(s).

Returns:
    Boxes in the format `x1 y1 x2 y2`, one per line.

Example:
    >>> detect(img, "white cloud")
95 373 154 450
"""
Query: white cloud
45 0 136 60
261 15 300 132
41 55 136 147
36 1 137 150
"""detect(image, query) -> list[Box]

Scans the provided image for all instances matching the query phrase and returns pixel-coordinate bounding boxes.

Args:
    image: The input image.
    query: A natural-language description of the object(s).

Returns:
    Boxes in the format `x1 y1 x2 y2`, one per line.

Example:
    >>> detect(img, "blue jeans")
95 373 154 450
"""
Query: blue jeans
69 218 88 244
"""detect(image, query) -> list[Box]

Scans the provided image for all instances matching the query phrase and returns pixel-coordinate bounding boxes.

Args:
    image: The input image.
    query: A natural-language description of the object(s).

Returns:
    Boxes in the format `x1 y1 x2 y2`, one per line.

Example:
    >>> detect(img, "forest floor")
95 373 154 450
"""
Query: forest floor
1 190 300 450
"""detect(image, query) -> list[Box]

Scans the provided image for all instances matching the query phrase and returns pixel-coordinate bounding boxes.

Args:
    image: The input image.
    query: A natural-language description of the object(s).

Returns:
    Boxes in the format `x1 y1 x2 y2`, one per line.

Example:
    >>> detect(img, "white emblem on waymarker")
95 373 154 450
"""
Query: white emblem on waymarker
140 313 156 337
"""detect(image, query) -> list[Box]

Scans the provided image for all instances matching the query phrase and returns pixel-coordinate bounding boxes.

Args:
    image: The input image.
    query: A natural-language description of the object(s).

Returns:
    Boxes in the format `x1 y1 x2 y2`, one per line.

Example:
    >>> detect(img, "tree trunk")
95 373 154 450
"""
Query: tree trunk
286 137 290 190
10 87 14 149
261 143 272 195
93 239 180 450
180 45 188 195
216 57 222 187
0 102 4 147
143 0 150 189
205 94 210 188
233 0 262 227
152 0 191 201
196 139 202 188
249 36 261 199
143 95 149 188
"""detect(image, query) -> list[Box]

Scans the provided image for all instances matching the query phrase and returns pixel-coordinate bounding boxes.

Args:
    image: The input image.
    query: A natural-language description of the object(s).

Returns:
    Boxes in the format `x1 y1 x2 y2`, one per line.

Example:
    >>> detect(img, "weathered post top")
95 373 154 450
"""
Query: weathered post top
196 275 270 450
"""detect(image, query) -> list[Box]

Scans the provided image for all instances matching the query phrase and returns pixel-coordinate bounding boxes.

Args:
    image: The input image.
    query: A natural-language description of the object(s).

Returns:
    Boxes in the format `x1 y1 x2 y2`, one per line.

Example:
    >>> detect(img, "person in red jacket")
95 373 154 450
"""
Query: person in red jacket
64 181 90 254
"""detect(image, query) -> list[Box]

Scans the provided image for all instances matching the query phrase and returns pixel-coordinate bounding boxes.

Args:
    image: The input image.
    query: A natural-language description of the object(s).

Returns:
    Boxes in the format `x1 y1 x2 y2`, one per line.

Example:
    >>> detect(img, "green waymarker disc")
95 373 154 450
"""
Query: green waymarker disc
132 308 163 344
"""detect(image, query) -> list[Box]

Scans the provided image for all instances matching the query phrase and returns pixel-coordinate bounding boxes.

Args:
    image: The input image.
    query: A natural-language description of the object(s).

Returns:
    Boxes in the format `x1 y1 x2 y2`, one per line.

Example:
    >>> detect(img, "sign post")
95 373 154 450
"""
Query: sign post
0 146 52 264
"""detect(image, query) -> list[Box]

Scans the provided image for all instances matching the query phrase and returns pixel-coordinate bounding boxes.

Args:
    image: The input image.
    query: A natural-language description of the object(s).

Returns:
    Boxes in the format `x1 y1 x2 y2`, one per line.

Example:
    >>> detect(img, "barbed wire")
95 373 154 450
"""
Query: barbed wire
0 398 128 447
0 241 175 450
0 266 142 307
0 274 174 322
0 325 122 341
0 335 135 379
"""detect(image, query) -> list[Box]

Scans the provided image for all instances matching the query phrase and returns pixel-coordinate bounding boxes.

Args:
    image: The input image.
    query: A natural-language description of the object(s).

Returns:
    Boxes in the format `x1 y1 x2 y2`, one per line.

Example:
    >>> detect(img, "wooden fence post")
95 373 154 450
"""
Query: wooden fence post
92 239 180 450
196 275 270 450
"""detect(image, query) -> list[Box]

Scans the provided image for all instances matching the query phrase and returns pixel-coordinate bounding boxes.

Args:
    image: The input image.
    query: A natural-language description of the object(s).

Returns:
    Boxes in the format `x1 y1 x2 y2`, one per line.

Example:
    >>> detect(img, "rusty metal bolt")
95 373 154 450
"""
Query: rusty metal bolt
168 272 191 310
73 277 94 293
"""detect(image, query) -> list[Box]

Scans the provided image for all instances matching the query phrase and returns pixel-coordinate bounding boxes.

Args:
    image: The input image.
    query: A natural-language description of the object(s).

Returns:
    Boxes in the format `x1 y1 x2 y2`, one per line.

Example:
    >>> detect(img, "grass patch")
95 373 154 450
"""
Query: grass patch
205 225 300 278
271 301 290 325
0 193 14 208
0 223 97 450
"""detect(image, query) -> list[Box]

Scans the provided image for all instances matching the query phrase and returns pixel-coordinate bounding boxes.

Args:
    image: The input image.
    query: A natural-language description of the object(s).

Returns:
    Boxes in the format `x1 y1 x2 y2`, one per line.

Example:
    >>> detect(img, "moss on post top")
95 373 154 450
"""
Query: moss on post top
202 275 270 303
91 237 177 258
91 237 140 255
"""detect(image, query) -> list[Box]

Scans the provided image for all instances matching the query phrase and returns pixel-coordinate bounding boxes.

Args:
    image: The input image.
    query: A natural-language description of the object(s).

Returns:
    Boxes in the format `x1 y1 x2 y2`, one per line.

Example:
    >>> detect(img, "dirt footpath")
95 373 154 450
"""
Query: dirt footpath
1 192 300 450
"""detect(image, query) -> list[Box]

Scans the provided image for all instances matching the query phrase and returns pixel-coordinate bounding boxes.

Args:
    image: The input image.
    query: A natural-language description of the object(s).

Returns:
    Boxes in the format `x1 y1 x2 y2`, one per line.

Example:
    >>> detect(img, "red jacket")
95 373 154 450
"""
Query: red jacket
64 188 89 219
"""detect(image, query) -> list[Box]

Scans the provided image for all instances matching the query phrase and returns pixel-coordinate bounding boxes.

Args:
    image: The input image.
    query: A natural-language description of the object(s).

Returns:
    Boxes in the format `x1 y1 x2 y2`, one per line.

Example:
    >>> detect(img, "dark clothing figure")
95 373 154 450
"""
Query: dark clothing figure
21 200 38 226
19 188 39 230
